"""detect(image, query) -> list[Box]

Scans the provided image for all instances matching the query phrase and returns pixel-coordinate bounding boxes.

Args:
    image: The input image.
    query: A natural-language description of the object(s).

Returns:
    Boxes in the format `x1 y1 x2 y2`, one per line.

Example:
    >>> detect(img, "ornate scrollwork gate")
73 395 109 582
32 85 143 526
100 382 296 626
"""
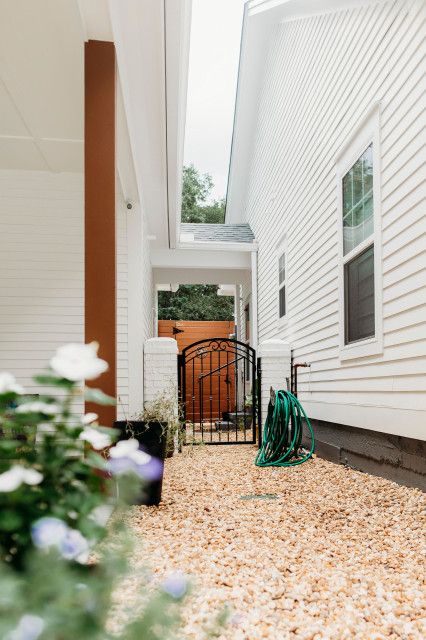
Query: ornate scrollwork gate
179 338 260 445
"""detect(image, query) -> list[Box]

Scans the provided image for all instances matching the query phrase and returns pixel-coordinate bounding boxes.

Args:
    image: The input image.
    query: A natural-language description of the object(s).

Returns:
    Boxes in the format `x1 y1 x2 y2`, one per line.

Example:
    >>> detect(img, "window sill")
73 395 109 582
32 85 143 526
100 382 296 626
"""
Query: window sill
339 336 383 361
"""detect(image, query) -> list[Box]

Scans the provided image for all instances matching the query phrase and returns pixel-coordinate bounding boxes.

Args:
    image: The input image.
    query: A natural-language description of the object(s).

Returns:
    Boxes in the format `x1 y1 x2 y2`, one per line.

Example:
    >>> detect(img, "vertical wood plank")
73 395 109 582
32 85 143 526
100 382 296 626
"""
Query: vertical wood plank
85 40 116 425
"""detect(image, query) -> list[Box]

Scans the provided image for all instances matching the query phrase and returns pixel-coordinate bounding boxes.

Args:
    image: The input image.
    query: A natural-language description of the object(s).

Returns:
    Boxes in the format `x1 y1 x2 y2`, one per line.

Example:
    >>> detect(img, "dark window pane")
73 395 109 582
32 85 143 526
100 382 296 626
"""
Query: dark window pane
345 245 375 344
279 286 286 318
245 304 250 341
279 253 285 284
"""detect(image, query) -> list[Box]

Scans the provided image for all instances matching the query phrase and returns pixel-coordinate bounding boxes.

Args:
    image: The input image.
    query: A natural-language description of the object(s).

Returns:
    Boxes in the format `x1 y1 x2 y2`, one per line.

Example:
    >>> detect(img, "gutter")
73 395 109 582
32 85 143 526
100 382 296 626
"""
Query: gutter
224 1 249 224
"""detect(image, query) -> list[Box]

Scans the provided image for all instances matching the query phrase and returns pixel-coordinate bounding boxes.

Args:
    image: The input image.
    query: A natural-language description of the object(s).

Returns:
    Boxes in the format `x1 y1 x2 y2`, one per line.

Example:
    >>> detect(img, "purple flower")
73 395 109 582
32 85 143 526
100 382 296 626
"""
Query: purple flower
31 518 89 564
138 456 164 481
31 517 68 549
60 529 89 564
108 438 163 481
161 573 188 599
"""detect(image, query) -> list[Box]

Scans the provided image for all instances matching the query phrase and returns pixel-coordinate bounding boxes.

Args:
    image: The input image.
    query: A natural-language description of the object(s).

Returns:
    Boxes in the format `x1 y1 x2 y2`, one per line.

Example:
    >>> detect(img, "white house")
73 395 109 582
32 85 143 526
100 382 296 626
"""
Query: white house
0 0 192 424
0 0 256 427
226 0 426 486
0 0 424 487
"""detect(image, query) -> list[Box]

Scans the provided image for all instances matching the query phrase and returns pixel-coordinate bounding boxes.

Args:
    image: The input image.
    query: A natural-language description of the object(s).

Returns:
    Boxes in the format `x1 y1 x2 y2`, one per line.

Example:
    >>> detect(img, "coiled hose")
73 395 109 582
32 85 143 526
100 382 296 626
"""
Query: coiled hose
255 390 315 467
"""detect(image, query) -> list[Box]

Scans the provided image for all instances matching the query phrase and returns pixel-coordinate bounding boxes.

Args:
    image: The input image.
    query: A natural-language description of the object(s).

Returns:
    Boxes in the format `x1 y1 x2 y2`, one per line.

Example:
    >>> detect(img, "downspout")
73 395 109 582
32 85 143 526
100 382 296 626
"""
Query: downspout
251 250 258 351
234 287 240 340
153 288 159 337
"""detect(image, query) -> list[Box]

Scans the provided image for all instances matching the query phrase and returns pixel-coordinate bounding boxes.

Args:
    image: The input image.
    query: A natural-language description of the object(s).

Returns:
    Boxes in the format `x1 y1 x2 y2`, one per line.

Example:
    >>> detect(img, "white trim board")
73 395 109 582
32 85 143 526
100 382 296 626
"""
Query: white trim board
336 105 384 361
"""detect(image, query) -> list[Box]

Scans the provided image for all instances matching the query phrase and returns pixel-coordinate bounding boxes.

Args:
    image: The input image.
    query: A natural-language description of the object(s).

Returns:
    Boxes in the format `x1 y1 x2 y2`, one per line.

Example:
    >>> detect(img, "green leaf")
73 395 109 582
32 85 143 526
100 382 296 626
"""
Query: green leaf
84 388 116 406
33 373 74 389
0 510 23 532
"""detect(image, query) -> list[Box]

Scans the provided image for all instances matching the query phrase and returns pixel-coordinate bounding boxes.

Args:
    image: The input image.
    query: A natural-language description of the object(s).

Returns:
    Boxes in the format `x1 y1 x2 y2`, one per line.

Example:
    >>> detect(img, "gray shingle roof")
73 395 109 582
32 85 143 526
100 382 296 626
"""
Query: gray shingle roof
180 223 255 243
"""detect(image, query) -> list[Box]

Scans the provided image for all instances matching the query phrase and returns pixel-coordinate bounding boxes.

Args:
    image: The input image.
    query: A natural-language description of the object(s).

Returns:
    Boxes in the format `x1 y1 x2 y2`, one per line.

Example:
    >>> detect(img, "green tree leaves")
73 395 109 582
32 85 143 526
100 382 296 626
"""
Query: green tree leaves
181 164 225 224
158 285 234 321
158 167 232 321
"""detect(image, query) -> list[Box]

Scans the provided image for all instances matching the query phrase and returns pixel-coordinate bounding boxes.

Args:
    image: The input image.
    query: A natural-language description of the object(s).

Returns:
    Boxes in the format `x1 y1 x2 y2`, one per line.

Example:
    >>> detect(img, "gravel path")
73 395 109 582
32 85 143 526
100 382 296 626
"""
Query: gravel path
117 446 426 639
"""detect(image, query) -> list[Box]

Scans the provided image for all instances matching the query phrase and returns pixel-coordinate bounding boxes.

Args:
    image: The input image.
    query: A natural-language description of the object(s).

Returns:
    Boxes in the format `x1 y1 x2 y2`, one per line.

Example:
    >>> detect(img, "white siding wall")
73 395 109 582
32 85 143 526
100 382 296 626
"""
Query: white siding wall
245 0 426 440
116 185 154 419
140 212 154 348
0 170 154 418
0 170 84 393
116 184 129 417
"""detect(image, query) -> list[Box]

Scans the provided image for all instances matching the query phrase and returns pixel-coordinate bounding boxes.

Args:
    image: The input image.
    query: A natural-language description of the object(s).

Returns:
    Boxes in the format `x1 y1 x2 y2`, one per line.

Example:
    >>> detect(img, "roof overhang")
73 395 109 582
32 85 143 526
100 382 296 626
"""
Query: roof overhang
0 0 191 243
226 0 380 223
152 246 252 269
109 0 192 250
154 268 251 286
177 240 257 252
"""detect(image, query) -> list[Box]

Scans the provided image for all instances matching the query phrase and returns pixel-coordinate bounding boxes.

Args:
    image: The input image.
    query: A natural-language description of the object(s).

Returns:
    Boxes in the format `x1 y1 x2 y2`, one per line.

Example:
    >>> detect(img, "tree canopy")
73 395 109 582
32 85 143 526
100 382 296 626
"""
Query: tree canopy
181 164 225 224
158 285 234 321
158 166 233 321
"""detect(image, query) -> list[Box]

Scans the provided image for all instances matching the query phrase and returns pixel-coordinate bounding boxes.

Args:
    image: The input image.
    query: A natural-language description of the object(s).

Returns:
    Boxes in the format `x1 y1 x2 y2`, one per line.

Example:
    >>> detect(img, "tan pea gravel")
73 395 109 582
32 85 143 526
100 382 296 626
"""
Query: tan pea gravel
114 446 426 639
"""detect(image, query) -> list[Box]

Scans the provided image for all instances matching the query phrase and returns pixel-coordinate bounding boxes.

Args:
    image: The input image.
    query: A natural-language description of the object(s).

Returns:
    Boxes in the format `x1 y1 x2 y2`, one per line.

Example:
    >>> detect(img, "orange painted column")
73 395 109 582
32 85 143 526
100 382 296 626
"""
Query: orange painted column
84 40 116 425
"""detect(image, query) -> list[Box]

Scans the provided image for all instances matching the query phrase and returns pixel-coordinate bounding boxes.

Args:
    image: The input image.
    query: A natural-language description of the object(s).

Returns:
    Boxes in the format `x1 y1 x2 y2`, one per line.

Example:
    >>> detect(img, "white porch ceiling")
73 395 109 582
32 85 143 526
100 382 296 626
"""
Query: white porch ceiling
154 268 251 287
0 0 190 248
0 0 85 172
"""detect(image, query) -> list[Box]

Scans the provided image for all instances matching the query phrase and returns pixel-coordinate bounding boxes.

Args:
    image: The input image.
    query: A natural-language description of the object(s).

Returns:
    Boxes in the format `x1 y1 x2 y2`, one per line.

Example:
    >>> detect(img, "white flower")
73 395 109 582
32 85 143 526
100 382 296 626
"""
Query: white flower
0 466 43 492
50 342 108 381
0 372 24 395
21 468 43 485
6 614 44 640
79 426 111 450
31 517 68 549
109 438 140 459
109 438 151 465
82 412 98 425
130 449 152 465
89 504 113 527
16 401 60 416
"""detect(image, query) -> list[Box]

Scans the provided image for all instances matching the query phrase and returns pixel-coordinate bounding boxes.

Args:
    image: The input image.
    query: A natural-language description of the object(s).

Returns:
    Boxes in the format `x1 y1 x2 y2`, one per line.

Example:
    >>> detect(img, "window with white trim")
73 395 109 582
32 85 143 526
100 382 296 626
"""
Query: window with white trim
342 144 375 344
337 105 383 360
278 250 286 319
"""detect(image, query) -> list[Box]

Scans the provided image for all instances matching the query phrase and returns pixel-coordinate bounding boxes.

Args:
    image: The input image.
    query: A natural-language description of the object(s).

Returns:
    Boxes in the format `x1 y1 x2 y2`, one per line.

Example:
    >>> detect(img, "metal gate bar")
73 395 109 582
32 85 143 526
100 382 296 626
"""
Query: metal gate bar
179 338 259 445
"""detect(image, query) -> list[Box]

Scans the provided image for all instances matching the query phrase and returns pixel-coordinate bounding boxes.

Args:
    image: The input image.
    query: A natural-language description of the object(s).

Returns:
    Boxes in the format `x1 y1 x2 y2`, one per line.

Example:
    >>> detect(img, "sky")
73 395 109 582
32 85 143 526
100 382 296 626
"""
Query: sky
184 0 247 202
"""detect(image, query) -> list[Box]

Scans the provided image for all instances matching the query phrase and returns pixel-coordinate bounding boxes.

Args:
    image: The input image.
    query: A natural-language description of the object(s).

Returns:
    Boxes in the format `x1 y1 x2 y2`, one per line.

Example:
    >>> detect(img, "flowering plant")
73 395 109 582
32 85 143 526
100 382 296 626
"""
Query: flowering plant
0 343 193 639
0 343 116 569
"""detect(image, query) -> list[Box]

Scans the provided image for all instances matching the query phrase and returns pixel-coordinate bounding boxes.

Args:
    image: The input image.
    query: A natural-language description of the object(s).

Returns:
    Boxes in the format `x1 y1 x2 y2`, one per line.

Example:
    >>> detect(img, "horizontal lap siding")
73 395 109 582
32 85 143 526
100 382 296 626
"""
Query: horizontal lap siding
117 189 154 420
141 214 154 345
116 184 129 419
245 0 426 439
0 170 84 397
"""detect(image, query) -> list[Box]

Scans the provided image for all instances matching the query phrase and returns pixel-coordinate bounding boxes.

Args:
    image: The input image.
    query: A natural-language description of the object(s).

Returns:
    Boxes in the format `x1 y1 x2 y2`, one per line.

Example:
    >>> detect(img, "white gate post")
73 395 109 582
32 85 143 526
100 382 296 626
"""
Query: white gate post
144 337 179 404
258 339 291 423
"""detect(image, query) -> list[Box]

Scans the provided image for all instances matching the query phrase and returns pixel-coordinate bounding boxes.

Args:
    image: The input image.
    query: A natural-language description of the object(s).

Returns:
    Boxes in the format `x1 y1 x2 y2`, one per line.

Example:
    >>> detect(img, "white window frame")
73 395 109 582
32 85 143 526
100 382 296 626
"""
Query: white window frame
277 236 287 327
336 105 383 361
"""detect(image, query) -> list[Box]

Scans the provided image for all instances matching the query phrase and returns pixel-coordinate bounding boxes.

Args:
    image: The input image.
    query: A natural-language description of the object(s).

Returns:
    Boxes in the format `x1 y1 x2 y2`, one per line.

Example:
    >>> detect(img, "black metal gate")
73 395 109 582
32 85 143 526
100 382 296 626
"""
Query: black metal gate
179 338 260 445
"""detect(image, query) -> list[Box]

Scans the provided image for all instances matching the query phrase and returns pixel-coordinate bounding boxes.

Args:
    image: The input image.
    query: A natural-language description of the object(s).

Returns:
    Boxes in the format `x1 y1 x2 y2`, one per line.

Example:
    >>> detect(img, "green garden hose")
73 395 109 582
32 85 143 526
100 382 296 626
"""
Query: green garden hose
255 390 315 467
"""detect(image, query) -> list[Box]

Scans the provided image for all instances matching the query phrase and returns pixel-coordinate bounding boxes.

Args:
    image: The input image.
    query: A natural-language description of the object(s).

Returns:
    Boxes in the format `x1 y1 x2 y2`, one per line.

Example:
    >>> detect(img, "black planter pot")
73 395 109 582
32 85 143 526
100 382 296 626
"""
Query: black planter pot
114 421 167 506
